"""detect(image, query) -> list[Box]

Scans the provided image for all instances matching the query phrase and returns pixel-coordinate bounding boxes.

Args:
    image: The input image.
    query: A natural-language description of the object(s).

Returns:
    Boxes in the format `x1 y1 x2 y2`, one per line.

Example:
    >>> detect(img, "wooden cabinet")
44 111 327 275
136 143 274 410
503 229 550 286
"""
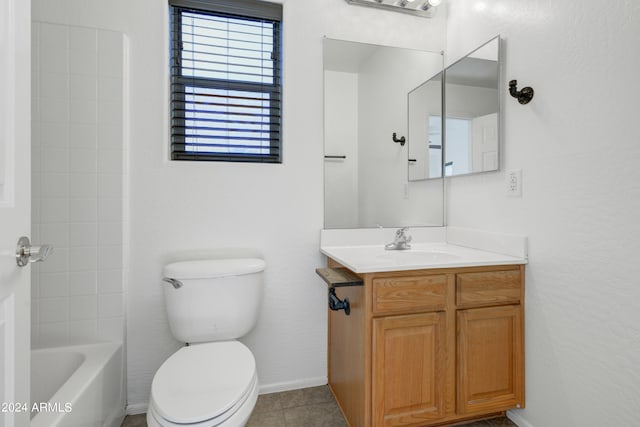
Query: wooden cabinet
457 305 523 415
373 312 446 427
326 261 525 427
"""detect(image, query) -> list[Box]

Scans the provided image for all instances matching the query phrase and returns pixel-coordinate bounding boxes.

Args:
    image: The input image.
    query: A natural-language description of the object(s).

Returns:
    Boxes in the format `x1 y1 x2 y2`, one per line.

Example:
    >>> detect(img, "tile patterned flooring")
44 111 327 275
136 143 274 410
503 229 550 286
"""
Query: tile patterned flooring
121 385 517 427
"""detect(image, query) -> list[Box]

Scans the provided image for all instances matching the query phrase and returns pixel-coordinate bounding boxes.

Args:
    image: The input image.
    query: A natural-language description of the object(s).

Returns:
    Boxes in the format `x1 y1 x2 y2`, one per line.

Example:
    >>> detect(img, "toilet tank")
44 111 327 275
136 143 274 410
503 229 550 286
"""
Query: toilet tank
162 257 265 343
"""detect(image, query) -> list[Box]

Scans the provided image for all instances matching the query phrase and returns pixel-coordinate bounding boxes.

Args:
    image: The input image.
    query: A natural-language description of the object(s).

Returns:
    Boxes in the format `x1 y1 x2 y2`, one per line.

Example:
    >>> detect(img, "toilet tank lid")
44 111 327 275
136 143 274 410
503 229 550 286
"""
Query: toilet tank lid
164 258 266 279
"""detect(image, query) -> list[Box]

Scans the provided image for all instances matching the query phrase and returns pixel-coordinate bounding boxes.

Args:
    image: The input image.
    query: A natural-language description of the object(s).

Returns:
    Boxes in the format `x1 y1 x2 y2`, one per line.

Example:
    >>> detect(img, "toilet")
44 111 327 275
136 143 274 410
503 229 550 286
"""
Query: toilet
147 255 266 427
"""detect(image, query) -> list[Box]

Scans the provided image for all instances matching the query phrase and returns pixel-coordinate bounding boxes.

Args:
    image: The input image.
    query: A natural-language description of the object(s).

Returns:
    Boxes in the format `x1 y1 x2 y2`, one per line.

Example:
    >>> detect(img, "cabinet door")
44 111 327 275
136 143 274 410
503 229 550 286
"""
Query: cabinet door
373 312 447 427
457 305 524 414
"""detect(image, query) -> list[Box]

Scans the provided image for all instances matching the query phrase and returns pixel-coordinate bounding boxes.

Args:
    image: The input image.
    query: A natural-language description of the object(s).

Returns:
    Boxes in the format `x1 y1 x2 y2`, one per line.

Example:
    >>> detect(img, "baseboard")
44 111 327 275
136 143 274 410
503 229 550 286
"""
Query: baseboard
126 403 148 416
507 409 534 427
258 376 328 394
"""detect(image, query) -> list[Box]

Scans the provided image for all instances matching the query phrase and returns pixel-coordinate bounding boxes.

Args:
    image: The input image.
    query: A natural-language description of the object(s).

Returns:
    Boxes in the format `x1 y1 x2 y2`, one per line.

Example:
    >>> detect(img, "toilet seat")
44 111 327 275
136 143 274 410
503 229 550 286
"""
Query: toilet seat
149 341 258 426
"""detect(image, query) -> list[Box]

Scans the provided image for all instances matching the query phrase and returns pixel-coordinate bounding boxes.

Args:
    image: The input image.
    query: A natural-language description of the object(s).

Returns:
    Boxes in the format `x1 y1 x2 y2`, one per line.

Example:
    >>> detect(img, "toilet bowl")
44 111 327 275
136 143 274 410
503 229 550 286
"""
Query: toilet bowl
147 341 259 427
148 255 265 427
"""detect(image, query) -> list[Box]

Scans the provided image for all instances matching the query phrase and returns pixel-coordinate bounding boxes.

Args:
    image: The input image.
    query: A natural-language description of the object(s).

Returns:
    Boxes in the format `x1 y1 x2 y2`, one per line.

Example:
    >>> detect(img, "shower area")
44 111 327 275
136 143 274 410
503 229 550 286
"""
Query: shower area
30 7 128 425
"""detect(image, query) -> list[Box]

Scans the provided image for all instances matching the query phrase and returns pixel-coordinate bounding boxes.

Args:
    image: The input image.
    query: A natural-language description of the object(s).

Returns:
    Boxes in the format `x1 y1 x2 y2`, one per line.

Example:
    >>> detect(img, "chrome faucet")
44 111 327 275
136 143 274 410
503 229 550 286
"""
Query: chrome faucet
385 227 412 250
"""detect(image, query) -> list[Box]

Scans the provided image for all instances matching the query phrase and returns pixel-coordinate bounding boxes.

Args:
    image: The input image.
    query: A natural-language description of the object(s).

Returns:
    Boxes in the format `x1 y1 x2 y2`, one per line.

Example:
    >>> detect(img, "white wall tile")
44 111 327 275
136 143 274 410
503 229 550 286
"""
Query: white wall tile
40 223 69 248
40 45 68 74
97 124 122 149
39 297 69 323
32 299 40 325
98 174 122 199
39 72 68 99
98 270 123 294
39 248 69 274
39 272 69 298
69 123 98 149
40 148 68 173
32 22 40 72
69 198 98 222
39 97 69 123
69 27 97 53
98 246 122 271
69 222 98 247
32 19 125 354
40 197 68 223
98 198 122 222
38 322 68 347
69 99 97 124
69 148 97 173
69 271 98 296
98 30 123 78
31 326 40 349
70 74 97 100
40 173 69 198
69 320 98 344
98 77 122 101
69 173 98 198
40 123 69 149
98 317 124 343
97 100 122 125
68 246 98 272
69 295 98 320
98 222 122 246
40 23 68 55
98 293 123 318
31 269 40 299
98 149 122 174
31 116 41 148
69 49 97 76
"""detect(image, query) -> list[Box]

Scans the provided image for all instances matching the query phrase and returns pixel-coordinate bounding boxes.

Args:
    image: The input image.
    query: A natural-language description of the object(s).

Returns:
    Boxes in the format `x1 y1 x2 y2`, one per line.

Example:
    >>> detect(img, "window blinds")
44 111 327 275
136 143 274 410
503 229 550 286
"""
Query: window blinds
169 0 282 162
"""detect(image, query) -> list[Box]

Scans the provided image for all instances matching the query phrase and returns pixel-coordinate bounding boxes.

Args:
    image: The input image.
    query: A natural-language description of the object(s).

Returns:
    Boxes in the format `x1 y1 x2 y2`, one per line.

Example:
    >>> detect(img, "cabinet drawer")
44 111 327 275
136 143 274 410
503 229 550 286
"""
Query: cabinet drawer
373 275 447 315
456 270 521 308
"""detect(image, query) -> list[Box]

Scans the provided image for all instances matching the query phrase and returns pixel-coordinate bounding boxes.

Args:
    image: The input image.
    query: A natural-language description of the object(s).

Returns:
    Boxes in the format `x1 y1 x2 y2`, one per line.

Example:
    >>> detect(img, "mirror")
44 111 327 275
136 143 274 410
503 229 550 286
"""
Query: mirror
444 36 500 176
408 72 442 181
323 38 444 229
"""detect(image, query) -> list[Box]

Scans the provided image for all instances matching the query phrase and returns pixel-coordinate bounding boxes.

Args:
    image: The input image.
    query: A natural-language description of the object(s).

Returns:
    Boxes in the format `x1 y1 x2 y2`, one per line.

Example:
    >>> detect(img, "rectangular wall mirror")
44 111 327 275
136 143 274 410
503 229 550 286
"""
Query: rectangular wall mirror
408 71 443 181
323 38 444 229
407 36 501 180
444 36 500 176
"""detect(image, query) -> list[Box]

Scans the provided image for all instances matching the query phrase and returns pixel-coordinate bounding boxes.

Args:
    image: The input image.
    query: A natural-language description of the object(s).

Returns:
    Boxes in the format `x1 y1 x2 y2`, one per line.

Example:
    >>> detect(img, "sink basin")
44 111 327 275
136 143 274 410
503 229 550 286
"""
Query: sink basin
376 250 461 264
320 242 526 273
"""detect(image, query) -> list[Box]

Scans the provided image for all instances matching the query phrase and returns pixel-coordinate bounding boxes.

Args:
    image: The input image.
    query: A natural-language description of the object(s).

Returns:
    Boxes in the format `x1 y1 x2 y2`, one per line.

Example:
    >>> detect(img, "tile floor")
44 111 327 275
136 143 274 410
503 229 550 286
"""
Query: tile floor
121 385 517 427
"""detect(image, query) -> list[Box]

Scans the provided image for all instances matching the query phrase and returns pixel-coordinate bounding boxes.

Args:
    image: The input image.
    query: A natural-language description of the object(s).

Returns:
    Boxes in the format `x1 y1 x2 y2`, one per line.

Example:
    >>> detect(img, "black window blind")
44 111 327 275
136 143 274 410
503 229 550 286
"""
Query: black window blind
170 0 282 163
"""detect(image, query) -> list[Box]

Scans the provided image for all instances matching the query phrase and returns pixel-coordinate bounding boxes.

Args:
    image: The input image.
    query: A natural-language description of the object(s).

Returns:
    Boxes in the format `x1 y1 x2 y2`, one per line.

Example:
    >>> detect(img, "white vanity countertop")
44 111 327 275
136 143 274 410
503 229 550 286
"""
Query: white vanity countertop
320 227 528 273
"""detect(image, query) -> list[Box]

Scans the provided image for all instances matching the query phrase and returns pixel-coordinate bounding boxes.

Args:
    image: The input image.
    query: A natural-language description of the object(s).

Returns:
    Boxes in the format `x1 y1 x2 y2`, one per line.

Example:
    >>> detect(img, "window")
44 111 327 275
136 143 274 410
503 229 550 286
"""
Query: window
169 0 282 163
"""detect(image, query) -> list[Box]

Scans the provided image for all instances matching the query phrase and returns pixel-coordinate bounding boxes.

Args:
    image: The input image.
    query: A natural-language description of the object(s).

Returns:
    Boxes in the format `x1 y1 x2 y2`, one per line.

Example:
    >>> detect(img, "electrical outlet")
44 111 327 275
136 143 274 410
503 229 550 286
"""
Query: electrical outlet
506 169 522 197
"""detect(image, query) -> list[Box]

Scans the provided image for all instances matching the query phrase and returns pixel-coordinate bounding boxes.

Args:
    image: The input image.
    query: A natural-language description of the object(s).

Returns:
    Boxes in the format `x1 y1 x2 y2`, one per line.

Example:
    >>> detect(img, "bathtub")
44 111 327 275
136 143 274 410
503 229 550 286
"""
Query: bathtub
31 342 125 427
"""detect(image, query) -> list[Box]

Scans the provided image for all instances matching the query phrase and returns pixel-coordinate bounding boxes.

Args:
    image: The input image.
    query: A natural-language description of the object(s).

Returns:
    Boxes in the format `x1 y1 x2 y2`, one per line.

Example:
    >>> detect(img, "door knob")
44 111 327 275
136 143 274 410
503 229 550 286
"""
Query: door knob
15 236 54 267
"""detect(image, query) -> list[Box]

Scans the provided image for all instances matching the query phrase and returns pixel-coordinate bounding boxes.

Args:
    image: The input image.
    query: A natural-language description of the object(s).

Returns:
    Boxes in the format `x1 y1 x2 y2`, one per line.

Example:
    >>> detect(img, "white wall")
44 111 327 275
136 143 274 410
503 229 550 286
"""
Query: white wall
444 1 640 426
30 20 126 348
30 0 447 411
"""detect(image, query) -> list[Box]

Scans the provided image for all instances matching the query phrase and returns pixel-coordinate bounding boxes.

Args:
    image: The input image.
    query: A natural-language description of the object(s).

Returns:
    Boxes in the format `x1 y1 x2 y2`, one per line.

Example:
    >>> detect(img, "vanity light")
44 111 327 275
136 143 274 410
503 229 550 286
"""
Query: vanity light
345 0 442 17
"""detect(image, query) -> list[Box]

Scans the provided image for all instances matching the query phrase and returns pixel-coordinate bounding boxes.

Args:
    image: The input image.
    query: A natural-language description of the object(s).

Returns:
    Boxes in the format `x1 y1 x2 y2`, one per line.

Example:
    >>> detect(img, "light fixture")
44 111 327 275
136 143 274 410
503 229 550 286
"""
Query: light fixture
345 0 443 17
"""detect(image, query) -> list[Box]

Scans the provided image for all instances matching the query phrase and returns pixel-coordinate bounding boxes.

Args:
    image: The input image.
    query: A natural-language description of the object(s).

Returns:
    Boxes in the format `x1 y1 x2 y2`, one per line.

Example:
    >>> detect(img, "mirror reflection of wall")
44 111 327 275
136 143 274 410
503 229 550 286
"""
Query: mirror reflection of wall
444 37 500 176
408 72 442 181
323 38 444 229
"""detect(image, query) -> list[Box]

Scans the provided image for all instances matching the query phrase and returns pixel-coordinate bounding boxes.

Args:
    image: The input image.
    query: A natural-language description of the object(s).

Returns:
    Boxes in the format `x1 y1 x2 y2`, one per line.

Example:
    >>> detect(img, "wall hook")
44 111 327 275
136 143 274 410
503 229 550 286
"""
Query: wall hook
509 80 534 105
392 132 406 146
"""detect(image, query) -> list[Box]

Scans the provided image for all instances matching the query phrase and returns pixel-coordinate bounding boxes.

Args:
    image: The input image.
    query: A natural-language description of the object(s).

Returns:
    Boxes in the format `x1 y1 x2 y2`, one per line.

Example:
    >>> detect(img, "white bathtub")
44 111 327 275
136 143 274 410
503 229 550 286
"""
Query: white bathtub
31 342 125 427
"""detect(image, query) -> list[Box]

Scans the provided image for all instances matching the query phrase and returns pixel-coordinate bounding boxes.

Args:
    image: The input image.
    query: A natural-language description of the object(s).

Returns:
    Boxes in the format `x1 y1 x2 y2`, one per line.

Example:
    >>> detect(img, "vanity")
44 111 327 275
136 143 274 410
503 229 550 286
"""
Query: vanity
318 230 526 427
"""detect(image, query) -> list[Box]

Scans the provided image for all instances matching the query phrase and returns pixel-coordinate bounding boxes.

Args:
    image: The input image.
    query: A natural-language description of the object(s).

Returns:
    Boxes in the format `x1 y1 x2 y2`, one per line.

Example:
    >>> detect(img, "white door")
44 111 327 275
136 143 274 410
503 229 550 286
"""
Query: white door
471 112 498 172
0 0 31 426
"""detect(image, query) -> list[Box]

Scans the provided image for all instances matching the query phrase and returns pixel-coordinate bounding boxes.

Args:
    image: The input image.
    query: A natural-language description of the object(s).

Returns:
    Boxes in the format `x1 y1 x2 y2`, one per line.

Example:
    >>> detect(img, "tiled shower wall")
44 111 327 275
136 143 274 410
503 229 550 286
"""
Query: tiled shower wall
31 22 127 348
